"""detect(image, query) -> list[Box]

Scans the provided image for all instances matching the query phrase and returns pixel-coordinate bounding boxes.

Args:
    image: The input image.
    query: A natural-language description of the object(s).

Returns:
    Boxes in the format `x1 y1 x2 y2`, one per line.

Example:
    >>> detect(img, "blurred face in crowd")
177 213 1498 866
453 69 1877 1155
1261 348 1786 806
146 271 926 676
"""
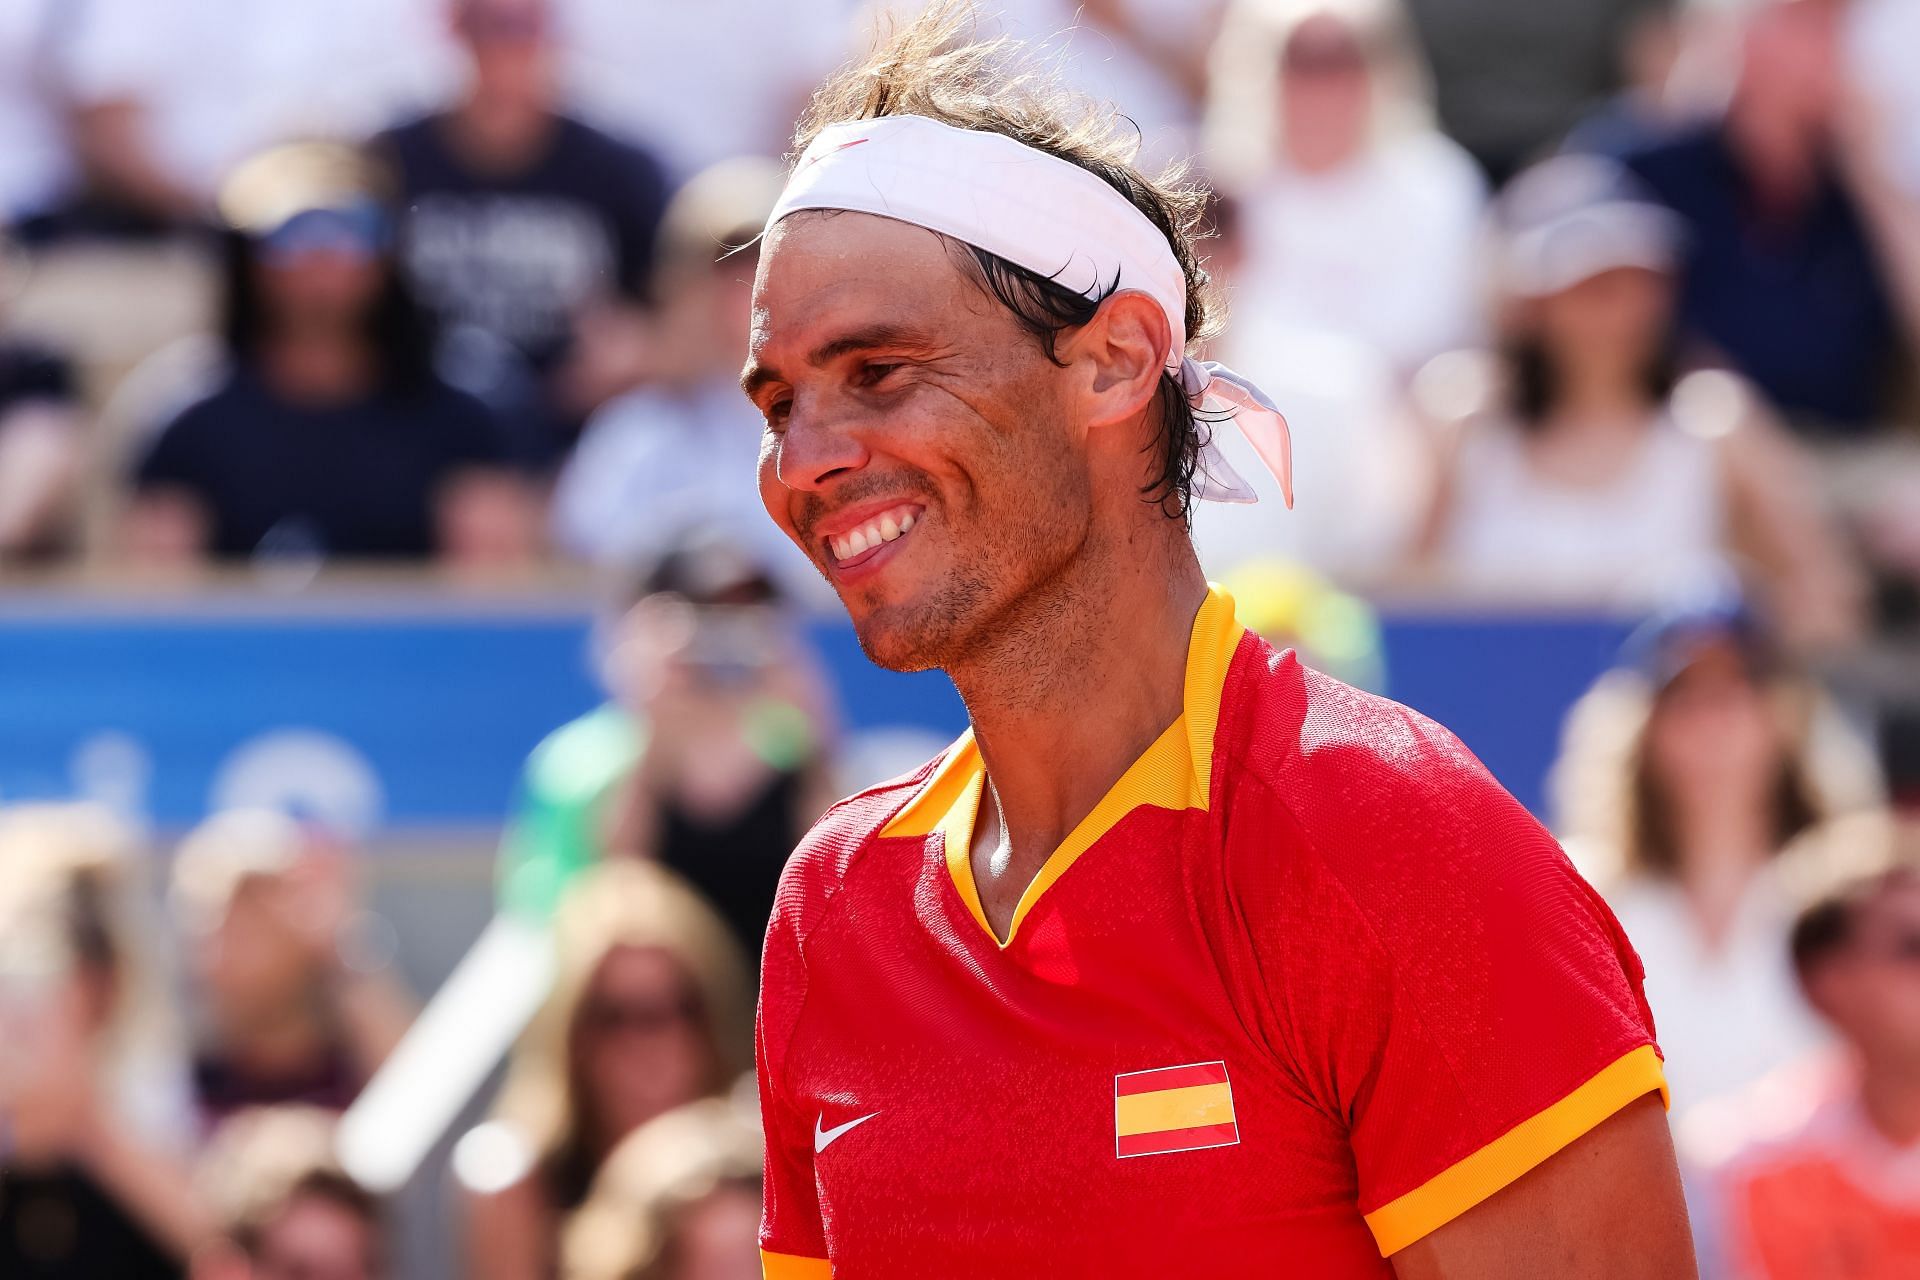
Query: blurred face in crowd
571 945 713 1147
1531 266 1673 384
253 209 387 334
1643 640 1782 809
1809 881 1920 1069
196 876 318 1022
666 1185 765 1280
453 0 554 109
747 212 1096 673
1278 13 1373 171
1729 1 1840 189
250 1192 382 1280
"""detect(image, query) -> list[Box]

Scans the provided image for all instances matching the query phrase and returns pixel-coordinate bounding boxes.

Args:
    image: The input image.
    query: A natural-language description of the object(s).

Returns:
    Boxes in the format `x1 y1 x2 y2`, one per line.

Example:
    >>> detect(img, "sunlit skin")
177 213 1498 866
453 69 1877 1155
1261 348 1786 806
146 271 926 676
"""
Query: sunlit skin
743 210 1205 933
743 205 1696 1278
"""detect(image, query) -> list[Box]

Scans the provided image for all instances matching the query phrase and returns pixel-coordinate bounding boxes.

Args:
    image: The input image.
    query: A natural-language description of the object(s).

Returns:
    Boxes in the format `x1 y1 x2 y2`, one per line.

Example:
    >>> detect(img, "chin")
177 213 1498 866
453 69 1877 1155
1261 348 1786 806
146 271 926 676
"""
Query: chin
847 603 949 674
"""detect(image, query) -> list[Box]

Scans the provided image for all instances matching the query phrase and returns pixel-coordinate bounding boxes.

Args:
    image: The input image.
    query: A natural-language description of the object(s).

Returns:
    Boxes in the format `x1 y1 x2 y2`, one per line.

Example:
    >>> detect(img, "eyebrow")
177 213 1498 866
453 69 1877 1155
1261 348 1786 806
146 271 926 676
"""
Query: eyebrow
740 322 936 400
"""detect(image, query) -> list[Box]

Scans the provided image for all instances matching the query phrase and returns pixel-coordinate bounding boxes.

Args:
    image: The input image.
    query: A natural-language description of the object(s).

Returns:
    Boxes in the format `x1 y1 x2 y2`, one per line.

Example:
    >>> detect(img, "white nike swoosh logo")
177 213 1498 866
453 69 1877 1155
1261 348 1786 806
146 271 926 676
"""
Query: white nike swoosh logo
814 1110 881 1153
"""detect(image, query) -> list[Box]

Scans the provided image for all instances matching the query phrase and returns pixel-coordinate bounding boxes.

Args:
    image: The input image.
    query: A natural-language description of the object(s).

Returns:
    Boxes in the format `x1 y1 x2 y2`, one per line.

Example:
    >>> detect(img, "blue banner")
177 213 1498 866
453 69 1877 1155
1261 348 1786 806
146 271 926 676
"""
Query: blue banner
0 602 1627 829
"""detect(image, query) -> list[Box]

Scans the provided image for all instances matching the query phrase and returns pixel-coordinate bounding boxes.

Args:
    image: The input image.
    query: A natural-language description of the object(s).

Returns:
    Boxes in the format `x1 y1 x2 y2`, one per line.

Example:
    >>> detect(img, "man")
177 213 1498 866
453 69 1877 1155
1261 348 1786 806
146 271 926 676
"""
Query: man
743 9 1694 1277
375 0 671 457
1704 862 1920 1278
1591 0 1913 435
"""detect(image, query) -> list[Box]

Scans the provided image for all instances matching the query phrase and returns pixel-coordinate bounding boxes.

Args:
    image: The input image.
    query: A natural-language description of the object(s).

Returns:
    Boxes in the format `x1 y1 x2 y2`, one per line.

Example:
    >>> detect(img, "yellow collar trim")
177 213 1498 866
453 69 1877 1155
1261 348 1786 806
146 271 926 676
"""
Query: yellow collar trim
881 586 1245 946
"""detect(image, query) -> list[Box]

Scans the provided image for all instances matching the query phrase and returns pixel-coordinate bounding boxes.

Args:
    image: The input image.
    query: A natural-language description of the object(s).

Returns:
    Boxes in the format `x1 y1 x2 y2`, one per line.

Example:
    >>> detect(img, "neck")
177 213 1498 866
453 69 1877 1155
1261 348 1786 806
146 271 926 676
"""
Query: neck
263 327 375 405
447 92 555 173
1858 1057 1920 1146
954 521 1207 863
1669 791 1774 942
1543 360 1652 428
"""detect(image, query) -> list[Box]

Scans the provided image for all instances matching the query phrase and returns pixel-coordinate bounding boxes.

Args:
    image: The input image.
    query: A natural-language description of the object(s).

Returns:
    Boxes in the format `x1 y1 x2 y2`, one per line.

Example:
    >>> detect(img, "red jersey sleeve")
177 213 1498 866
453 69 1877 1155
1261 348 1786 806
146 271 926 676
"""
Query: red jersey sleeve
1226 665 1665 1256
757 899 831 1279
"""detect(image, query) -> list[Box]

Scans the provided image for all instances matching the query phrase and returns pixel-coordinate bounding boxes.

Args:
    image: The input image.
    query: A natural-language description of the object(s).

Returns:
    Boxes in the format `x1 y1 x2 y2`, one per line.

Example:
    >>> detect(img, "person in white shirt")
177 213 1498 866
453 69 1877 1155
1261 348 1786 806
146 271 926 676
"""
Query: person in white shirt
1206 0 1487 377
0 0 75 228
1417 153 1863 644
55 0 457 224
1551 599 1888 1118
558 0 860 180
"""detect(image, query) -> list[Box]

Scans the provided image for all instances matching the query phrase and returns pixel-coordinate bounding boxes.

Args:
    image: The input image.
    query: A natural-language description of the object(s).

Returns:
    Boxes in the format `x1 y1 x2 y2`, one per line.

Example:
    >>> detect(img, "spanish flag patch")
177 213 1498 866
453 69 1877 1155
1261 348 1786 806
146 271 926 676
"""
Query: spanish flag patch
1114 1060 1240 1158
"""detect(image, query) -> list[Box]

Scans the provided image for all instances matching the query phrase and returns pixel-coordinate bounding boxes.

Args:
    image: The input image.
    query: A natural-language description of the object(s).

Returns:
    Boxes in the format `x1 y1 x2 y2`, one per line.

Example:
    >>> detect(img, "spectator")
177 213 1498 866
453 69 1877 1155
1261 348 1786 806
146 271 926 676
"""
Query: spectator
122 142 536 566
0 805 206 1278
560 0 856 180
1586 0 1920 434
48 0 453 237
191 1106 386 1280
0 240 85 559
1551 598 1887 1116
499 531 838 956
169 810 415 1131
376 0 672 453
549 157 817 596
456 861 749 1280
1417 153 1864 643
1693 857 1920 1279
1207 0 1487 377
1399 0 1674 182
560 1097 762 1280
1190 192 1426 582
0 1 78 235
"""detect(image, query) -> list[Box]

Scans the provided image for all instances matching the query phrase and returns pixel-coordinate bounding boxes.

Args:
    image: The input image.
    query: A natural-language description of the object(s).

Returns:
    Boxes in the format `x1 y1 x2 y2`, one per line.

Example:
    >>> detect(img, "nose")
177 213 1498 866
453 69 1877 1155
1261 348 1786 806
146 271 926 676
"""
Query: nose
773 395 869 492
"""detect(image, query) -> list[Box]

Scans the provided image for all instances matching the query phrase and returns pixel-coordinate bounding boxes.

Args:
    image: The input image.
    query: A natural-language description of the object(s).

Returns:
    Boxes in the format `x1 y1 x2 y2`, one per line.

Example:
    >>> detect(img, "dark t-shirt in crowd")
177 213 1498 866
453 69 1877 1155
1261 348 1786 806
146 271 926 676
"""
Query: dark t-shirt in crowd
135 366 507 559
0 1165 182 1280
0 340 76 416
1606 122 1898 432
376 113 671 374
192 1041 361 1130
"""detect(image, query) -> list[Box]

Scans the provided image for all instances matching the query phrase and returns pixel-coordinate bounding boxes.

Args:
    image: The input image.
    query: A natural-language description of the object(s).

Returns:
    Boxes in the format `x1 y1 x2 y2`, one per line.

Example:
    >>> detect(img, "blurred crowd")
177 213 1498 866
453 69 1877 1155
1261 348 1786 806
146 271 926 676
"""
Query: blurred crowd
4 0 1920 1276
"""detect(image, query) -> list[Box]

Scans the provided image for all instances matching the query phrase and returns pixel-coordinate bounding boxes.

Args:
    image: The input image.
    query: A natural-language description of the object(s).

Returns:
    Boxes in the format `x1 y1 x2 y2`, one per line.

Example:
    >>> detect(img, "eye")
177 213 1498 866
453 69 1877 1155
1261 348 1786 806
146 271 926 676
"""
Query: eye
763 397 792 431
853 361 901 389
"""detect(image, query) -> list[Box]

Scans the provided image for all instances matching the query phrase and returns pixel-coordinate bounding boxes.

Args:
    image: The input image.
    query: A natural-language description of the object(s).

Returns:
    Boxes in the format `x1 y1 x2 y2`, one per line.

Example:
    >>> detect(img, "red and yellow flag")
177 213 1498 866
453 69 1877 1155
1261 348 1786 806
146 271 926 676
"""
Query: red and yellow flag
1114 1060 1240 1158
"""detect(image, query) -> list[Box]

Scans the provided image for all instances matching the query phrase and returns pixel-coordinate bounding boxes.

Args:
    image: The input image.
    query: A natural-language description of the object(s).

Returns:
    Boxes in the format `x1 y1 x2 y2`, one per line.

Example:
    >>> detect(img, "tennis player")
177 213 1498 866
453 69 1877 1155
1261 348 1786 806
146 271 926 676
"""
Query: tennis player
740 10 1695 1277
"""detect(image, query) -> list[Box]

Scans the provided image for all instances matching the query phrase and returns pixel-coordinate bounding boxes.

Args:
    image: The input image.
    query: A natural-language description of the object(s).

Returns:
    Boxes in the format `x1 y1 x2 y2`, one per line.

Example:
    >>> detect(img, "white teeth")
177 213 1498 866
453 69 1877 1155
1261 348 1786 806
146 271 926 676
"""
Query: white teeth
827 506 920 562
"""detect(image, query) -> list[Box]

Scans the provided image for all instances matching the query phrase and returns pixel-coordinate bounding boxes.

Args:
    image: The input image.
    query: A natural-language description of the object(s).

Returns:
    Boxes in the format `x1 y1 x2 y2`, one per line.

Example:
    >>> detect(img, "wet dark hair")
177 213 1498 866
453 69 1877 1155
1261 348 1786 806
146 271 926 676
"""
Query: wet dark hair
218 226 439 395
794 1 1222 521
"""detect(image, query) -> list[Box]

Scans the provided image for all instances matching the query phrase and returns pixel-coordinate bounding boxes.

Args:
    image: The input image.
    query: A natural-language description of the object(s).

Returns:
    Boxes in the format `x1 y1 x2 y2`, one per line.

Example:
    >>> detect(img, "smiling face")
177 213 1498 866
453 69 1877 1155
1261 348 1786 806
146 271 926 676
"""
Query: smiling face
744 212 1097 672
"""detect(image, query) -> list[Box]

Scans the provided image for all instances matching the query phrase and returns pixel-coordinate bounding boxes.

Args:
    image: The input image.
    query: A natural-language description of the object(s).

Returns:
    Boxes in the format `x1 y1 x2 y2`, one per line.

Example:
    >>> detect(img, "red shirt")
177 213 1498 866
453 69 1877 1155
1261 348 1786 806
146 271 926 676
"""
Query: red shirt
758 589 1665 1278
1709 1058 1920 1279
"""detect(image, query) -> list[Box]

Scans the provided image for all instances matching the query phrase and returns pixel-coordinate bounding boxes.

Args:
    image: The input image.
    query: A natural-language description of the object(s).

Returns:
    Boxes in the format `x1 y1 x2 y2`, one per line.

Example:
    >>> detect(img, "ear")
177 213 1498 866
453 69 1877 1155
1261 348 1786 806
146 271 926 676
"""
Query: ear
1058 291 1171 432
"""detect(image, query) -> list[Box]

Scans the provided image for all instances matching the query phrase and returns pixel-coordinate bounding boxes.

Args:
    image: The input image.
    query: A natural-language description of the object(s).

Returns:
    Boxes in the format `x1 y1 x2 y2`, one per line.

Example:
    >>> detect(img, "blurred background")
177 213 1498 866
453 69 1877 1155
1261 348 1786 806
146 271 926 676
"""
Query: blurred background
1 0 1917 1276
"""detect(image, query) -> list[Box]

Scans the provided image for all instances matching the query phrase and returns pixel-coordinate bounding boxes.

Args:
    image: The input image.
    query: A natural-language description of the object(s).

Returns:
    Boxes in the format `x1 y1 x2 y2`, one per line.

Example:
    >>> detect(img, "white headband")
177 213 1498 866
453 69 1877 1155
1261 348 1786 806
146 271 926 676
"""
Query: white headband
765 115 1292 507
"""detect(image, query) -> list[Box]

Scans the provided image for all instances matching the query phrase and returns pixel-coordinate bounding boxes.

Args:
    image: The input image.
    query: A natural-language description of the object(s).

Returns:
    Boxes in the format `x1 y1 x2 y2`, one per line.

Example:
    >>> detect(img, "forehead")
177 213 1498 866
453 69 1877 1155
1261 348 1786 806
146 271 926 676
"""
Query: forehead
749 212 985 354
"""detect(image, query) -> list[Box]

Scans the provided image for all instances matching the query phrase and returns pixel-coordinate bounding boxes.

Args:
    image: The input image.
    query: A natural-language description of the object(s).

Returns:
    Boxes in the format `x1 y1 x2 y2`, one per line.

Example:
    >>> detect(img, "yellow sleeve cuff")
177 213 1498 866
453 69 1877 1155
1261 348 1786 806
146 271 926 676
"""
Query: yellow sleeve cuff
762 1248 833 1279
1363 1043 1670 1255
